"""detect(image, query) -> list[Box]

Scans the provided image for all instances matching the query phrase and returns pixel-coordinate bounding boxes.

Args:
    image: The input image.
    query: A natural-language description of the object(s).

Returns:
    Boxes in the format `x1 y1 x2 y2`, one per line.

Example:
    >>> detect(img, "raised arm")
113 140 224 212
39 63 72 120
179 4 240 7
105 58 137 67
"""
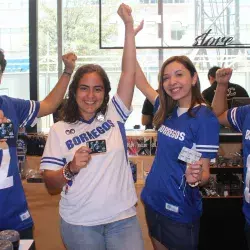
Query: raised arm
136 60 158 105
116 4 137 109
211 68 232 127
37 52 77 117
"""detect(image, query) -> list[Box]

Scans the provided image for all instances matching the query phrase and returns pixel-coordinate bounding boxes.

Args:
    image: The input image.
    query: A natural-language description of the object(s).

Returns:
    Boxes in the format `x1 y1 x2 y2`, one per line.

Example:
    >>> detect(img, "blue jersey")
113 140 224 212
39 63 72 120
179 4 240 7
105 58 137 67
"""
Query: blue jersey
0 96 39 231
141 99 220 223
227 105 250 224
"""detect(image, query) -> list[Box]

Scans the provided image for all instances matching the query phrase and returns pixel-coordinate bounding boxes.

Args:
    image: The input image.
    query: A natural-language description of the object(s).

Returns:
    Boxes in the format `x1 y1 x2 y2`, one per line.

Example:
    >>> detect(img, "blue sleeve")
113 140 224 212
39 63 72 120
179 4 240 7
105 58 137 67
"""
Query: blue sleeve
227 105 250 132
11 97 40 127
195 113 220 159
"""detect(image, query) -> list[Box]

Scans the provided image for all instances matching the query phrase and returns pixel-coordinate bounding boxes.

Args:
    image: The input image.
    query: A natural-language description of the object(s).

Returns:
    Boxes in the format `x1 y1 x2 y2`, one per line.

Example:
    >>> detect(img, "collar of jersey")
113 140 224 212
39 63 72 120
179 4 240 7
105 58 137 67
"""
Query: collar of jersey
79 115 95 124
176 103 207 117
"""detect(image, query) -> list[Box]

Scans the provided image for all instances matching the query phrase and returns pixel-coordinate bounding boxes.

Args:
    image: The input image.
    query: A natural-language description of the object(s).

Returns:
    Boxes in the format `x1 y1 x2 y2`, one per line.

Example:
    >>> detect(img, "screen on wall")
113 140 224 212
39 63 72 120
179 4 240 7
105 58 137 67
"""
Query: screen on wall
99 0 250 49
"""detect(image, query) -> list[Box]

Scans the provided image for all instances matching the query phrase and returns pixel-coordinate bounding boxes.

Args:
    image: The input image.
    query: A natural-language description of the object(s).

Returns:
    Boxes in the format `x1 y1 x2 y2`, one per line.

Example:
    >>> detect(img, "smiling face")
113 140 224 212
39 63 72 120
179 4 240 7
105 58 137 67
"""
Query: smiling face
162 61 197 107
76 72 105 121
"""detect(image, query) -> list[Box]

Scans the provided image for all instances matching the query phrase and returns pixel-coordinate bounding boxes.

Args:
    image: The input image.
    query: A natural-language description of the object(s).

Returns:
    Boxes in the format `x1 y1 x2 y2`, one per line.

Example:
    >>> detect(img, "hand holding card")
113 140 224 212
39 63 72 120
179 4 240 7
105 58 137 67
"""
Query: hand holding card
178 146 202 164
178 146 202 187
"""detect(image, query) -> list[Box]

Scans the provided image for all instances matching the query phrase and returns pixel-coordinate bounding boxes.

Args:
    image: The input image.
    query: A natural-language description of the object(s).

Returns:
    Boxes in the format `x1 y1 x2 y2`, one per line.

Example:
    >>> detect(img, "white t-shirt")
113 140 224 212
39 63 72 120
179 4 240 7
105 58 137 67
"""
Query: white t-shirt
40 94 137 226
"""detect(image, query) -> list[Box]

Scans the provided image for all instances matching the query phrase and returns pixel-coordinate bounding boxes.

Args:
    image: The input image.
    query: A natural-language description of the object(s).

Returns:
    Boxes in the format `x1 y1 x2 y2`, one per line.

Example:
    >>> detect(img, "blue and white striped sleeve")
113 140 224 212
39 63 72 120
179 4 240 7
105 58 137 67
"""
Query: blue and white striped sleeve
195 114 220 159
110 93 133 123
40 125 66 171
12 97 40 127
227 105 250 132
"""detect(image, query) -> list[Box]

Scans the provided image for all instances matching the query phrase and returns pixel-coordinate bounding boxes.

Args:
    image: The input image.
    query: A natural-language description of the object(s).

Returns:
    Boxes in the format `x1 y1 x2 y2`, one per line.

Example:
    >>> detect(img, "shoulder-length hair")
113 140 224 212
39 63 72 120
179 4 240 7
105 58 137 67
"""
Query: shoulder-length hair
60 64 111 123
153 55 206 129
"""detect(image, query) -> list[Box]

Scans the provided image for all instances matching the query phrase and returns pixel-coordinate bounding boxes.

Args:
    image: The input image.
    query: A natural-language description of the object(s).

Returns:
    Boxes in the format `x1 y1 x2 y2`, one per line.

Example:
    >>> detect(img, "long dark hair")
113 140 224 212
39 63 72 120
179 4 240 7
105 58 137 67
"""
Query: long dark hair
153 55 205 129
60 64 111 123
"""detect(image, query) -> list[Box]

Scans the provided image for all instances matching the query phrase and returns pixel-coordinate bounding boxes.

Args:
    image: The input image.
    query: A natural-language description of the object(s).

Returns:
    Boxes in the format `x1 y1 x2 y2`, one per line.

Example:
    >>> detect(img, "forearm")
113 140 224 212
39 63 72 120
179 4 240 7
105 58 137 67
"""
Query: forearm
136 60 158 105
211 84 228 116
122 23 136 76
43 169 67 194
38 73 71 117
117 21 136 107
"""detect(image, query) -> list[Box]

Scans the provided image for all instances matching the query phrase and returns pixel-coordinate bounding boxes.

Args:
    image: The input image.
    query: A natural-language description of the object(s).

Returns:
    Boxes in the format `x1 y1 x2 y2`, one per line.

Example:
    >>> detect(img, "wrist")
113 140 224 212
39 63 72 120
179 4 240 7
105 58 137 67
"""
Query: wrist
188 180 201 188
63 70 72 77
68 162 79 175
62 162 78 181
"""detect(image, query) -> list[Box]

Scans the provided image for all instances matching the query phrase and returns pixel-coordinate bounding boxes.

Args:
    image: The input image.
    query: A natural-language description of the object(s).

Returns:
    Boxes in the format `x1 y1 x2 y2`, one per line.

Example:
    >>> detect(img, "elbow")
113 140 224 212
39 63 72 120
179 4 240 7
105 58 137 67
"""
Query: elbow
44 181 62 195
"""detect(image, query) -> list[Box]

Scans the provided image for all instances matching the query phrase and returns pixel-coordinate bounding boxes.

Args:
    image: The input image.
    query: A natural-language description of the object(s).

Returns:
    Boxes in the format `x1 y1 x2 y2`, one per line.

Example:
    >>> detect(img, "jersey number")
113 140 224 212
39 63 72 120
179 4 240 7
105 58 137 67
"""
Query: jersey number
0 148 13 189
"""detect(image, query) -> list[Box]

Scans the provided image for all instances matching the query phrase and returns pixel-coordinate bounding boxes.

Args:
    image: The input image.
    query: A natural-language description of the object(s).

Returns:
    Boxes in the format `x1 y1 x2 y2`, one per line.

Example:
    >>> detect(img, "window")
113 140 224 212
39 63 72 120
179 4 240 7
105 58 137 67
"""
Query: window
0 0 30 100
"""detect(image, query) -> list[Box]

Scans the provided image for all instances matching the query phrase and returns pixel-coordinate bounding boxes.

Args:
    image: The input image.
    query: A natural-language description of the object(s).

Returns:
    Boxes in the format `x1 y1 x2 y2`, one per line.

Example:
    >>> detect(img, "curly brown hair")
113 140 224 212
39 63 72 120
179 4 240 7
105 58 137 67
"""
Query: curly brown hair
0 49 7 73
60 64 111 123
153 55 206 129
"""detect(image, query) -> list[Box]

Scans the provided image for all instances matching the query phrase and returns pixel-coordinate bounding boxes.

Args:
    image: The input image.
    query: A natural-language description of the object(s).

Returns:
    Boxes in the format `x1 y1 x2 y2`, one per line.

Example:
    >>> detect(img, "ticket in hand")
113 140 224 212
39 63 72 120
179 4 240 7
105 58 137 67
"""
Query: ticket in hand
178 146 202 164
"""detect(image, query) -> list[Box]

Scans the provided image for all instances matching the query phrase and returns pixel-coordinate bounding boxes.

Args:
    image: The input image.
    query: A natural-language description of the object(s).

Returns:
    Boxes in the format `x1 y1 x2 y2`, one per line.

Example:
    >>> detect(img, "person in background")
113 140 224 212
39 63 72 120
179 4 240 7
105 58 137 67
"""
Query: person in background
135 56 220 250
212 67 250 250
141 97 154 129
0 49 77 242
40 4 145 250
202 66 249 108
141 89 158 130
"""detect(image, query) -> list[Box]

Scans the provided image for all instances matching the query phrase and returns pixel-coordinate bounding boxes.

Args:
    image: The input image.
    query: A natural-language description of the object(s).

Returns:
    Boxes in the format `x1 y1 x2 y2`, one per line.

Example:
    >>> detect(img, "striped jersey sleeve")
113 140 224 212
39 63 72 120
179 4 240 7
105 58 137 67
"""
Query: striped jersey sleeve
40 124 66 170
195 113 220 159
110 93 132 123
227 105 250 132
11 97 40 127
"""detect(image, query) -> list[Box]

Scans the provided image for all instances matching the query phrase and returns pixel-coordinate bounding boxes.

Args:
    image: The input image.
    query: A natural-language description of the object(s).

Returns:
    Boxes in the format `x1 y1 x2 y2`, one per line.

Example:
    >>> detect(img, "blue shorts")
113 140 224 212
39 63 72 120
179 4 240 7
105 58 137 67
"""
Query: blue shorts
144 204 200 250
60 216 144 250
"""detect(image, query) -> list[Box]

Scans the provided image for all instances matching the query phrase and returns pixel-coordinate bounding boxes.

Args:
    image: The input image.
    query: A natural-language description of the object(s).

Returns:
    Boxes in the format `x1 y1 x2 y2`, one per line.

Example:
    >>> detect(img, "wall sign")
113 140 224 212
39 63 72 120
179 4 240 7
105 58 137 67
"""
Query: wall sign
99 0 250 49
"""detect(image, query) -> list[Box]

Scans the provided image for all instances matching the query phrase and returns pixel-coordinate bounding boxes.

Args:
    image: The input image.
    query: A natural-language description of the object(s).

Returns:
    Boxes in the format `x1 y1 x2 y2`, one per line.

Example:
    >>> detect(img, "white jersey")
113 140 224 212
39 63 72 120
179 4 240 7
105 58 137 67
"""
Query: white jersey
40 94 137 226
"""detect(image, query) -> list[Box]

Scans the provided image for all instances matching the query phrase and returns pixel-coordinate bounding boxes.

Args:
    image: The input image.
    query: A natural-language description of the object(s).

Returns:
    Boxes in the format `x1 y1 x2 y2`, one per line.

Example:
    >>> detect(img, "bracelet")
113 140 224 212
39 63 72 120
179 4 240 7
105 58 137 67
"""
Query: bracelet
63 70 72 76
62 162 77 181
188 180 201 187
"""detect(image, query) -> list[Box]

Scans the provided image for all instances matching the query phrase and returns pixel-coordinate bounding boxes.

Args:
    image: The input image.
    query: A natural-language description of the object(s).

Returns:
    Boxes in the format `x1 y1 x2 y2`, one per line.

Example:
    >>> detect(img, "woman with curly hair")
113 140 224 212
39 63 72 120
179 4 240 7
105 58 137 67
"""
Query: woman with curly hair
40 3 144 250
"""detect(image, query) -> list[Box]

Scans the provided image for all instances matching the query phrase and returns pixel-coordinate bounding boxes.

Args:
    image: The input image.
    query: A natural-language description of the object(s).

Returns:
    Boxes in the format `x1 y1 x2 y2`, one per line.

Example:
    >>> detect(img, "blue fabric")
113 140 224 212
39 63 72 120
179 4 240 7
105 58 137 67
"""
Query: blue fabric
227 105 250 225
141 104 220 224
60 216 144 250
145 204 199 250
0 96 40 231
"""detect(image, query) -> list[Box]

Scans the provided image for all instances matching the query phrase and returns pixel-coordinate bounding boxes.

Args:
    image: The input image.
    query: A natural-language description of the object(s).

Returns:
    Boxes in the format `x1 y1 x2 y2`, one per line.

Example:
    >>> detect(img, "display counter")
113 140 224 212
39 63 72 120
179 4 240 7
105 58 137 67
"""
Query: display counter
24 129 248 250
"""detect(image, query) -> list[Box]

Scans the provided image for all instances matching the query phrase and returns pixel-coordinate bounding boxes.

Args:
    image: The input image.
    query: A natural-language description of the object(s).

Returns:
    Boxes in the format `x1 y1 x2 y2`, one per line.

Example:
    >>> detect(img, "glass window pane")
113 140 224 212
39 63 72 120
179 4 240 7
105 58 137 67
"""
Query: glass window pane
37 0 250 132
0 0 30 100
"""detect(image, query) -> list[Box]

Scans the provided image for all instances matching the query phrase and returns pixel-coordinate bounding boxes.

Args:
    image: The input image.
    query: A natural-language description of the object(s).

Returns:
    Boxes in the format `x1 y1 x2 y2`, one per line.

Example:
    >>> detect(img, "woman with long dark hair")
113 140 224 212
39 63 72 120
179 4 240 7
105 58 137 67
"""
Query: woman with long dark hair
40 4 144 250
136 55 220 250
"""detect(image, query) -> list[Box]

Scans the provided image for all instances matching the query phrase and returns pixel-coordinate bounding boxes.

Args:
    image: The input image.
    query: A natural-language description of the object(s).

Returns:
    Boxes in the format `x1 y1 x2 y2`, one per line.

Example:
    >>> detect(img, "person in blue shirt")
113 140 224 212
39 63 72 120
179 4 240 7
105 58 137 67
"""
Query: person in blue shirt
135 56 220 250
212 67 250 250
0 48 77 242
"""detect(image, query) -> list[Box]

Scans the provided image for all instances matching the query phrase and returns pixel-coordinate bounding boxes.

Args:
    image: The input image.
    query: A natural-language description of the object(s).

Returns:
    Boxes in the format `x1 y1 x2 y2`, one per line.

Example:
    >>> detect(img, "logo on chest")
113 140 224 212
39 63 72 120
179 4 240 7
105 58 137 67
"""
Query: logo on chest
158 125 185 141
65 120 115 150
